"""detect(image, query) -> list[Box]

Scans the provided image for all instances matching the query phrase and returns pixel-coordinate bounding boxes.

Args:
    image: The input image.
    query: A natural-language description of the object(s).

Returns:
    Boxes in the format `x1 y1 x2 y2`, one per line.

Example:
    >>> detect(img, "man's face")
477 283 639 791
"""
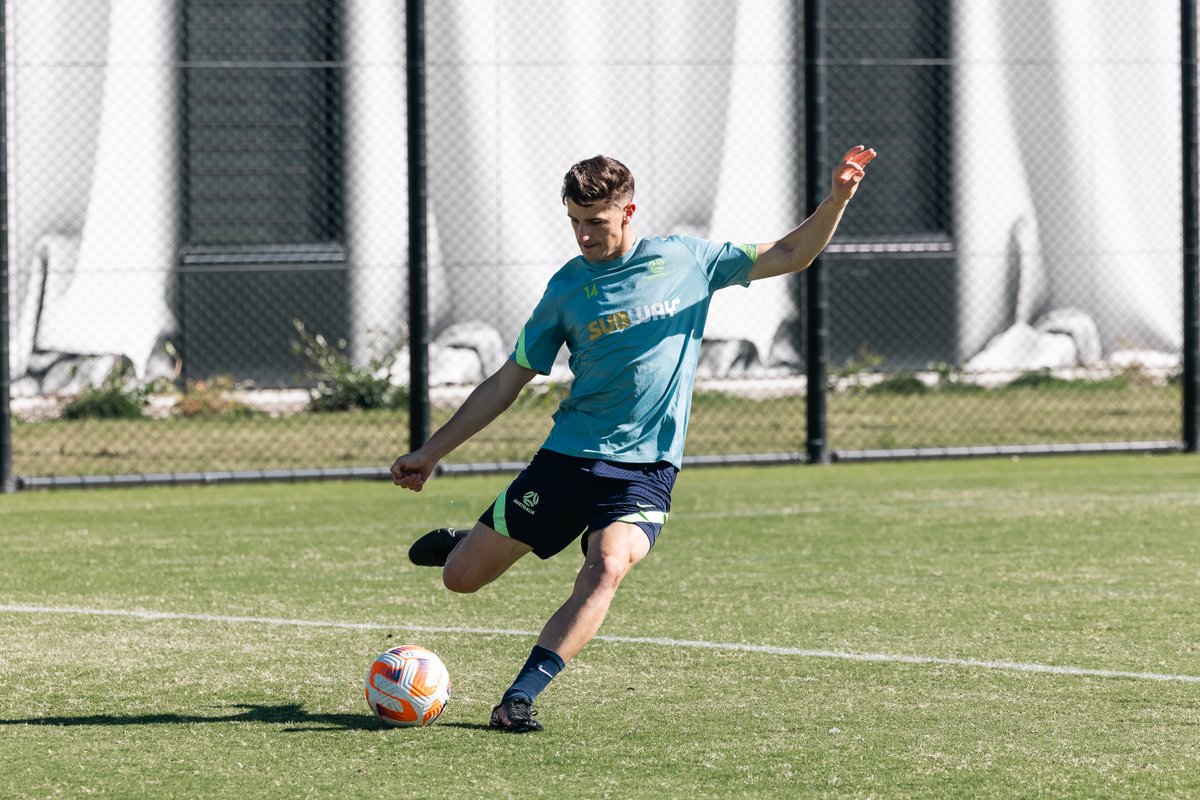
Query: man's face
566 198 634 262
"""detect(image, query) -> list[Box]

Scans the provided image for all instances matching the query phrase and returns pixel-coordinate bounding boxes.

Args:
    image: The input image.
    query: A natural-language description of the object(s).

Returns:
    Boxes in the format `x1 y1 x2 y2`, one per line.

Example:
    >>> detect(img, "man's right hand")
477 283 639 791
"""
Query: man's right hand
390 451 437 492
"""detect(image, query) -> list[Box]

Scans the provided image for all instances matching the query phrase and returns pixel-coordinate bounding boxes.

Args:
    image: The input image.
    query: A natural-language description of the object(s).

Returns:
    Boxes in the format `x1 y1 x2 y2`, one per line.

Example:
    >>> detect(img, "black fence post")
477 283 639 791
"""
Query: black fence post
0 8 13 494
804 0 829 464
407 0 430 451
1183 0 1200 453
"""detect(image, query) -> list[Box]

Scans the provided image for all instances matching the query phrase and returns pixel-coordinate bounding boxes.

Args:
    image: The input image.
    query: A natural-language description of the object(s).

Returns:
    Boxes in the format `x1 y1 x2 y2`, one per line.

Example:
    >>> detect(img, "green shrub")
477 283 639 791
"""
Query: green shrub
1003 370 1071 391
63 365 156 420
831 346 885 394
292 320 404 412
931 362 986 395
866 372 929 396
1002 370 1131 393
173 376 261 418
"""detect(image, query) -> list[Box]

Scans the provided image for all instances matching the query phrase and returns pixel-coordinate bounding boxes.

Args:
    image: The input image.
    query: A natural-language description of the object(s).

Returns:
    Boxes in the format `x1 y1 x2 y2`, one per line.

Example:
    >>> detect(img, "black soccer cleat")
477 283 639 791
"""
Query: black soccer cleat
407 527 464 567
489 696 543 733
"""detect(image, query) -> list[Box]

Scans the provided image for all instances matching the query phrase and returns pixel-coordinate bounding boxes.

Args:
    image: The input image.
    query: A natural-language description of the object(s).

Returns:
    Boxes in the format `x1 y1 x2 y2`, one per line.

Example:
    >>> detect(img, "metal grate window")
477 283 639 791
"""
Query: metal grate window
827 0 951 242
181 0 343 251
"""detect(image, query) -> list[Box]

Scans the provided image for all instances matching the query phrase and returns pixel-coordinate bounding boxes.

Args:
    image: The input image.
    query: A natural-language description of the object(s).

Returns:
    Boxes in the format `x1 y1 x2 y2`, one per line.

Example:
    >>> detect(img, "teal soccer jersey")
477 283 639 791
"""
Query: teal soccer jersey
511 235 757 468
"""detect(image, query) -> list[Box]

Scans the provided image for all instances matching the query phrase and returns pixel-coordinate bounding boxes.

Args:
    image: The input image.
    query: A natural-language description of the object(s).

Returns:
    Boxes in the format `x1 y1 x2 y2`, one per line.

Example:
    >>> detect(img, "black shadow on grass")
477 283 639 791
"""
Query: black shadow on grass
438 722 495 731
0 703 383 732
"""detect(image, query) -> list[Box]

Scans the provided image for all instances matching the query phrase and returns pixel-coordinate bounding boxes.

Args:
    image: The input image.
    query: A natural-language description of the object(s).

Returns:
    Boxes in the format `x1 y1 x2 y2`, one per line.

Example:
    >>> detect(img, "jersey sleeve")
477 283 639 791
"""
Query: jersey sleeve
510 285 565 374
678 236 758 291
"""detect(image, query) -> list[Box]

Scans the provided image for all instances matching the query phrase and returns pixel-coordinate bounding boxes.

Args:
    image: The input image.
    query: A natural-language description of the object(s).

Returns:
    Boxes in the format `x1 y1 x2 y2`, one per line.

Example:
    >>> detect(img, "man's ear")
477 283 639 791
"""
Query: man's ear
623 202 636 224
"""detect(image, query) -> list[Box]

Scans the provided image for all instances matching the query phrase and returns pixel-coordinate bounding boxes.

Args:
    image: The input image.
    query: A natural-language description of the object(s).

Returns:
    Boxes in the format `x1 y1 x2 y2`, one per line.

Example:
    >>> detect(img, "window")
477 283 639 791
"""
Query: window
178 0 347 385
182 0 343 254
827 0 951 242
821 0 957 369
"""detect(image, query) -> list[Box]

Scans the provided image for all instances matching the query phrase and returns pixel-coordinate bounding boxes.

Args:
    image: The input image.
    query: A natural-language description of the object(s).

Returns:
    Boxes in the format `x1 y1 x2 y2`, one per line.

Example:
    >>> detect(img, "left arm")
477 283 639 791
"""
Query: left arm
748 145 876 282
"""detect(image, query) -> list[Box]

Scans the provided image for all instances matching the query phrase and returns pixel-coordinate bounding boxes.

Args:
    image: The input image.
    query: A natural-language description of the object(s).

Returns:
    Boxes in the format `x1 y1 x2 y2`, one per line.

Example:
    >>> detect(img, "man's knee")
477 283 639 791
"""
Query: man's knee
439 525 531 593
583 554 629 593
442 561 486 594
441 561 492 597
580 526 649 593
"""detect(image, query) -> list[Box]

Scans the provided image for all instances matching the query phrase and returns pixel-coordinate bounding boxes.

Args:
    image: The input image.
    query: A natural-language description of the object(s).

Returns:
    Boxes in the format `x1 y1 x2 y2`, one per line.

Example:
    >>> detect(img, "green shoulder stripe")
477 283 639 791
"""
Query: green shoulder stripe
736 242 759 262
514 326 532 370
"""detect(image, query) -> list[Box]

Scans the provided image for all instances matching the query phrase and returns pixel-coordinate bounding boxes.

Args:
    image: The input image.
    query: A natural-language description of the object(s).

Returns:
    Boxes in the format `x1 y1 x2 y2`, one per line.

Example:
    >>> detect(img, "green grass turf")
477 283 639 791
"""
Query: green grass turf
1 454 1199 798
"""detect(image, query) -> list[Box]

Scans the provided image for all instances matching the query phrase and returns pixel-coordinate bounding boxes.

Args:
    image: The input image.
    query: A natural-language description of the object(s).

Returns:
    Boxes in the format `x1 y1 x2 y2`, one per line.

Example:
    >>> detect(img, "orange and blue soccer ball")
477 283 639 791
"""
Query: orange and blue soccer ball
365 645 452 727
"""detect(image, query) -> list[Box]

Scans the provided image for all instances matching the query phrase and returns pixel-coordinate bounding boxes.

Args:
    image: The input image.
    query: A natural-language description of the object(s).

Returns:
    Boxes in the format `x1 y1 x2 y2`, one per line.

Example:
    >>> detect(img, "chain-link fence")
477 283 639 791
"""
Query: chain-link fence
2 0 1195 487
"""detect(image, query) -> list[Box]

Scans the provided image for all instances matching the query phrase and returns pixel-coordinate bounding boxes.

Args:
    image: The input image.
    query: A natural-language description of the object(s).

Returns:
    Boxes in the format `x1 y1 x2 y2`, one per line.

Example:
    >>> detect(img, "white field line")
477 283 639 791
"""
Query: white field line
3 603 1199 685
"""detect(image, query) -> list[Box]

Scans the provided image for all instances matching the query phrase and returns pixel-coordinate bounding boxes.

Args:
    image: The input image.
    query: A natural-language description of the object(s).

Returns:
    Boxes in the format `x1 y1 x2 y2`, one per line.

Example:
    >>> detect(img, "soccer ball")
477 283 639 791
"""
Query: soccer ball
365 645 452 727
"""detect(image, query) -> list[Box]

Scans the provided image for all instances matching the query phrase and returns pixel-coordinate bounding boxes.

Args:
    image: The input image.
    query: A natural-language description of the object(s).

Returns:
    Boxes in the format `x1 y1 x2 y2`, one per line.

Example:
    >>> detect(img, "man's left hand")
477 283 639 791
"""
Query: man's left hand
830 145 877 203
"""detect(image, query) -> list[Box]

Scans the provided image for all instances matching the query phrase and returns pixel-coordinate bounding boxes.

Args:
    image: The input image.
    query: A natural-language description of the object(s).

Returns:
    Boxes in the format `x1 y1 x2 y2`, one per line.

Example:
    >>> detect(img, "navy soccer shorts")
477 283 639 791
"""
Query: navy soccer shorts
478 449 678 559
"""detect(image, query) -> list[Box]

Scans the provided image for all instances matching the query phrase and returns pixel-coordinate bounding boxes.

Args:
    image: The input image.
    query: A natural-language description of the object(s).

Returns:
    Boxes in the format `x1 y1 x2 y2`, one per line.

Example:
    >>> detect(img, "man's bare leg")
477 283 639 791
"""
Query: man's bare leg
490 521 650 732
535 521 650 661
441 521 533 594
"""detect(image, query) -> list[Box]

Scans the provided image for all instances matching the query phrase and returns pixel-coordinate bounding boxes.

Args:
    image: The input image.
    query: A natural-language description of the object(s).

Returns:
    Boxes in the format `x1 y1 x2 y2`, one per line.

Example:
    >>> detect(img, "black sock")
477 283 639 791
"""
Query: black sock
501 645 565 704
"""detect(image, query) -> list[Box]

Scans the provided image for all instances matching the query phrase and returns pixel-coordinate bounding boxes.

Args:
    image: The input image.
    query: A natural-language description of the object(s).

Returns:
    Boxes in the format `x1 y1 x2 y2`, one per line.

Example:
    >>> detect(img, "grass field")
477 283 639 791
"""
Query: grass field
2 454 1199 798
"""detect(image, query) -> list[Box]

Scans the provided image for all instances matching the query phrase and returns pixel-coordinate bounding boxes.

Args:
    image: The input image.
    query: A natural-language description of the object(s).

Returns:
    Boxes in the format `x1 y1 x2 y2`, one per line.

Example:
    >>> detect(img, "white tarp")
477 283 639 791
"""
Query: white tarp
20 0 177 378
705 0 800 368
343 0 411 364
6 0 110 379
955 0 1181 367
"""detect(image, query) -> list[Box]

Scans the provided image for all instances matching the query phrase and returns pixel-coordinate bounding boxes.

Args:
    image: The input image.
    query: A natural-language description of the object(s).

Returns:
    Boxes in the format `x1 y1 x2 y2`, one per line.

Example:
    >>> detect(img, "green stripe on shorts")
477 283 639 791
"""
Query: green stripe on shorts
491 486 511 537
617 510 669 526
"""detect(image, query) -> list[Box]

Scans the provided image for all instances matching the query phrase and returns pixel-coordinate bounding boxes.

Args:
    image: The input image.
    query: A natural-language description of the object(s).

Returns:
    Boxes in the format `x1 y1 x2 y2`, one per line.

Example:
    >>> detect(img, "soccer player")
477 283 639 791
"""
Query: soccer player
391 146 876 732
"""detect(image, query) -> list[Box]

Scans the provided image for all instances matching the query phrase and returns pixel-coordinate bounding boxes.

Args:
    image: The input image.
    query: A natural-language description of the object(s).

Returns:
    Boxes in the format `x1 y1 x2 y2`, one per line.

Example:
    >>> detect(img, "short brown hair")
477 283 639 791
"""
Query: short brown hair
561 155 635 206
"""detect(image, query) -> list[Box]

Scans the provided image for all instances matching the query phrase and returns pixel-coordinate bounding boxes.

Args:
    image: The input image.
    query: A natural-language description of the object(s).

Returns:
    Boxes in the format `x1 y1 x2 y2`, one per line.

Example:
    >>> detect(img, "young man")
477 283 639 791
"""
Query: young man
391 146 876 732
